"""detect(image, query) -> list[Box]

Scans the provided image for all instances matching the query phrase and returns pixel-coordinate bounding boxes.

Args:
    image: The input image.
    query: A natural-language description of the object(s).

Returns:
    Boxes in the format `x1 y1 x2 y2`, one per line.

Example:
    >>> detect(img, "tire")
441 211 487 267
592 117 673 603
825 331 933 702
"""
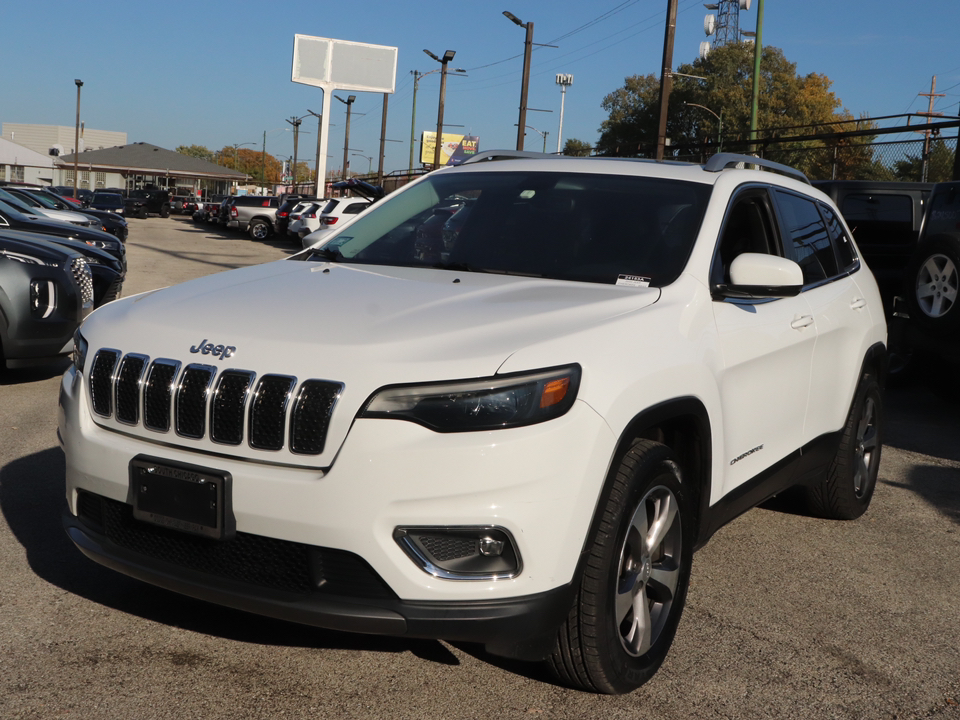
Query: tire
138 207 148 220
249 220 271 241
905 235 960 336
803 374 883 520
160 205 170 218
549 439 692 694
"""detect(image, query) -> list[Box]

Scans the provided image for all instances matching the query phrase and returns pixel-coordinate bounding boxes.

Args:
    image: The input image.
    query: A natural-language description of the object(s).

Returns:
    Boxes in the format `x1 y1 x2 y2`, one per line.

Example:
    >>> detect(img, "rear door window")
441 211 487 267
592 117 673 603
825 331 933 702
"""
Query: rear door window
774 190 839 285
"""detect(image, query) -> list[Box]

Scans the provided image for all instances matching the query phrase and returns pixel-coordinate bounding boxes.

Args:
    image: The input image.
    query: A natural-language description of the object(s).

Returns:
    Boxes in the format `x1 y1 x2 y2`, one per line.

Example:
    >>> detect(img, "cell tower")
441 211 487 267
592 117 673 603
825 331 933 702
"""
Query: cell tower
702 0 752 57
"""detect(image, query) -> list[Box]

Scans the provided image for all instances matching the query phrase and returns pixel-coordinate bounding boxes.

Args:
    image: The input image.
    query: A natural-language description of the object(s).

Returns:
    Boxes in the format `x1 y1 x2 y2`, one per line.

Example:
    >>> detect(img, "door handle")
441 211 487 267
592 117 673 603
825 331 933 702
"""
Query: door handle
850 297 867 310
791 314 814 330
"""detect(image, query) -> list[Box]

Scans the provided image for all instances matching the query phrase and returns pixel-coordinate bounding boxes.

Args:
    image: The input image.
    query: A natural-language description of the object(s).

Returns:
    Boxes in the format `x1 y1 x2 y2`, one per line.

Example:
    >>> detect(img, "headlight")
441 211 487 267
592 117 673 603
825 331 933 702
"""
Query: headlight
361 365 581 432
30 279 57 318
73 329 88 372
4 251 57 266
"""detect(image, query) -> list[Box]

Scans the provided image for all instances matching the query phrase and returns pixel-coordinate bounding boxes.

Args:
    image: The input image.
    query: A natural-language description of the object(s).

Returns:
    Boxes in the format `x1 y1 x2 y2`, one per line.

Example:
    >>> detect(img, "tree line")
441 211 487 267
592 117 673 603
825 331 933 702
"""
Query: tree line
562 42 956 182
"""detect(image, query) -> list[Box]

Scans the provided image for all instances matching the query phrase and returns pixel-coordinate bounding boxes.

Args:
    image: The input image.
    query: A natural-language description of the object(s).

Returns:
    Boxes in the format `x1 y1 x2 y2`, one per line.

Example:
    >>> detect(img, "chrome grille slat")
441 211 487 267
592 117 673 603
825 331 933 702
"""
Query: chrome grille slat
290 380 343 455
143 359 180 432
114 354 149 425
176 364 217 439
250 375 297 451
90 349 121 417
211 371 256 446
87 351 336 457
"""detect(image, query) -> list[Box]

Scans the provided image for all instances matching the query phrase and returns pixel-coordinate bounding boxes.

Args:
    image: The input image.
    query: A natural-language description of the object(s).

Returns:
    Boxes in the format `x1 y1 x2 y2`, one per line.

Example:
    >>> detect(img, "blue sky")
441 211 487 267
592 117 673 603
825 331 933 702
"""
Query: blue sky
4 0 959 176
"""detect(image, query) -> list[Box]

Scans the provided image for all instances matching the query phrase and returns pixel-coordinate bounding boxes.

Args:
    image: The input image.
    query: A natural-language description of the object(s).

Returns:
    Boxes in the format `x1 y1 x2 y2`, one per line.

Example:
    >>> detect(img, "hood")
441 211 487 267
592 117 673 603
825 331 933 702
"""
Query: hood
82 259 660 465
87 260 660 379
0 229 122 271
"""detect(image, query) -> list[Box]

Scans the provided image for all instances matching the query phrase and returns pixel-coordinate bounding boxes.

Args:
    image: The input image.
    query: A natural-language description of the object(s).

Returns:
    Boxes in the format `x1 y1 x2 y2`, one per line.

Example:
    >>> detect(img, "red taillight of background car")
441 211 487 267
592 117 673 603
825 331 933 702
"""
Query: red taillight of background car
322 217 338 225
230 207 238 218
304 210 317 219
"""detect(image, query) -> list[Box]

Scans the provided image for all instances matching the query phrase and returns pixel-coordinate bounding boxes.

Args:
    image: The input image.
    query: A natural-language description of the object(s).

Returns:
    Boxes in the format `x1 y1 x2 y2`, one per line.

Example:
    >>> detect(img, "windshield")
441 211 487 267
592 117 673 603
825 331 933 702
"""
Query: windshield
300 170 710 286
94 194 124 208
0 193 37 218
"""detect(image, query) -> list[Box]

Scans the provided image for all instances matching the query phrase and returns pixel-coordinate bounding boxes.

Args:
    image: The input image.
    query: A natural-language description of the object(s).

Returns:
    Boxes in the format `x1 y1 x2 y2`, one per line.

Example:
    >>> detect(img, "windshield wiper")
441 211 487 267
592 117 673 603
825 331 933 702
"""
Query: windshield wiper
432 261 486 273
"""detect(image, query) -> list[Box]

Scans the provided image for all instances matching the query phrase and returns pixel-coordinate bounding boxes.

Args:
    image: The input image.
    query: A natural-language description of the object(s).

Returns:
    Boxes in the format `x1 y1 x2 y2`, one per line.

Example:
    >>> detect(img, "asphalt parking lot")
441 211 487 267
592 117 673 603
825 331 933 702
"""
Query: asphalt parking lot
1 215 958 719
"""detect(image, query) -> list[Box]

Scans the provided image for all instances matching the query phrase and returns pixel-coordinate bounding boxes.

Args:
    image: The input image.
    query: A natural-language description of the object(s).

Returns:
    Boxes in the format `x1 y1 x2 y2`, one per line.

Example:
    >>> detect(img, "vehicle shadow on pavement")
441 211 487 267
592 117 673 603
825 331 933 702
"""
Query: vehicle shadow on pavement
0 358 72 385
0 447 466 667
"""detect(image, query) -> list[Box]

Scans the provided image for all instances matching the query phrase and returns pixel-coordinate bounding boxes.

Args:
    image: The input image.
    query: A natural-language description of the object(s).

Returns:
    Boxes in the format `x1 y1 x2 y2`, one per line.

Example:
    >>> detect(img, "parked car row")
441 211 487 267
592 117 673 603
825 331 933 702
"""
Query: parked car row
191 183 383 247
55 185 172 219
0 183 128 369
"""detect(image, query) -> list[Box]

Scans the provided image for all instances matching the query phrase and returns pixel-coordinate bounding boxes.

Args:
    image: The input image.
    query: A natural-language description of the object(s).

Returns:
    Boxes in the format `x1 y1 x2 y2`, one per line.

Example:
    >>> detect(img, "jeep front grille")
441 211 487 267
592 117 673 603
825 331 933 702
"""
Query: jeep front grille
88 349 343 455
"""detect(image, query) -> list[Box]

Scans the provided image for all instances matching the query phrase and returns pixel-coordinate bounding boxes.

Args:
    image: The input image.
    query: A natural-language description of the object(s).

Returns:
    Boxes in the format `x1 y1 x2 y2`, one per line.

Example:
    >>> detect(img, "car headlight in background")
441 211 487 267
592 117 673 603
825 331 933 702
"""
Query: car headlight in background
30 279 57 318
361 365 581 432
72 329 88 372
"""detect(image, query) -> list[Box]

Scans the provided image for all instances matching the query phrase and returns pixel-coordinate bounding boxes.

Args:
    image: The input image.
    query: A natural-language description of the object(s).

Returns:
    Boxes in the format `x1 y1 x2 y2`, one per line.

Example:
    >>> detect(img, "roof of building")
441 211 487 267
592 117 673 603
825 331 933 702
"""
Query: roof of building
0 137 55 168
58 142 247 180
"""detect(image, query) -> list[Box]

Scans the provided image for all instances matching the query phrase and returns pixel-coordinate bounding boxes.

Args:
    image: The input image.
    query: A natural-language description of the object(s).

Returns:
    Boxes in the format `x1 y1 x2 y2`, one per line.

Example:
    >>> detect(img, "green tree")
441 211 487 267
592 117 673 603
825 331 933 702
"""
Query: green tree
893 138 956 182
175 144 214 160
595 42 880 179
563 138 593 156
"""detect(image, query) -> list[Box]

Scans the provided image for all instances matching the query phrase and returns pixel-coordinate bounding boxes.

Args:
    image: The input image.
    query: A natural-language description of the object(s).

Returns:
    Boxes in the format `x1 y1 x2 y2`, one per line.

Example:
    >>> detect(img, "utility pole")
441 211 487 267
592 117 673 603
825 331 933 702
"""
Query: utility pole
655 0 678 160
916 76 945 182
286 116 303 190
748 0 764 154
409 70 421 173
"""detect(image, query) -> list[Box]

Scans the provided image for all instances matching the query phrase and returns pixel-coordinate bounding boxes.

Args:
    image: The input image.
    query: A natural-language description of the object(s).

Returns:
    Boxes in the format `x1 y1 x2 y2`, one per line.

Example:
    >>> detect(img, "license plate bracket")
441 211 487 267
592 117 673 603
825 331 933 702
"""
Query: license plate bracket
130 455 234 540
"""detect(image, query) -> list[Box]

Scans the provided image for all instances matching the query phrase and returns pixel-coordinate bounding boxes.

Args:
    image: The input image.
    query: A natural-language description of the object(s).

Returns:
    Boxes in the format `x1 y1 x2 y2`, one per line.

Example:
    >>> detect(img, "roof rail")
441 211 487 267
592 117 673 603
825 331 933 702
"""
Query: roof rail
462 150 557 165
704 153 810 185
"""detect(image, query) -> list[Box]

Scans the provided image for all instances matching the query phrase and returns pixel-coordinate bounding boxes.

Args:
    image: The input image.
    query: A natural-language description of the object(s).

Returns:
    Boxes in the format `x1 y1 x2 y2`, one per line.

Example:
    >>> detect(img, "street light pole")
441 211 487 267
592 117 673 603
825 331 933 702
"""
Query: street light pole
335 95 356 180
424 49 456 169
684 102 723 152
504 11 534 151
556 74 573 153
73 79 83 197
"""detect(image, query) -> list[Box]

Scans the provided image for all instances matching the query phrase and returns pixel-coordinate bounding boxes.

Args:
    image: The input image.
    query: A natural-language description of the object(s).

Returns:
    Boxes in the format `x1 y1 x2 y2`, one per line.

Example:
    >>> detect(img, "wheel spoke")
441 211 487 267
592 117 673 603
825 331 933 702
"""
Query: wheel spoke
618 588 652 656
646 492 678 555
647 562 680 603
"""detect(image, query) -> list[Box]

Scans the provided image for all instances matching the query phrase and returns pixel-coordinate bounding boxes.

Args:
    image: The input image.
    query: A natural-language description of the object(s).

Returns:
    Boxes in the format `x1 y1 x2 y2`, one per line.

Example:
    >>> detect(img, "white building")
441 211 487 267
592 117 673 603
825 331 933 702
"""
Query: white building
0 137 56 185
2 123 127 158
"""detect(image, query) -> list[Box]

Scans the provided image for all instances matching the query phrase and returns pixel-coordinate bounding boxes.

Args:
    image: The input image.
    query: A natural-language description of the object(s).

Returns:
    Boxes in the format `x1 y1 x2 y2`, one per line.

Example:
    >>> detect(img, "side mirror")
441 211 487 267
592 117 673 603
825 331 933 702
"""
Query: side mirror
716 252 803 299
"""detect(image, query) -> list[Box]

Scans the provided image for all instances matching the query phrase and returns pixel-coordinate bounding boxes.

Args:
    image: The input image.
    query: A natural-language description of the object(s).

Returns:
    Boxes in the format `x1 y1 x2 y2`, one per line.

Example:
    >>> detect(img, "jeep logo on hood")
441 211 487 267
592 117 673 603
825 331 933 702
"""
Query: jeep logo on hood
189 339 236 360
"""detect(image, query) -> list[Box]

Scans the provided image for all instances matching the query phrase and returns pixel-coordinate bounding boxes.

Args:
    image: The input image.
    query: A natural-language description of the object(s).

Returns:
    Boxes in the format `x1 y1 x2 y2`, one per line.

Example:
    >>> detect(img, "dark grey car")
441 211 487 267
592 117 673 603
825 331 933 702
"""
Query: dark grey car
0 233 93 369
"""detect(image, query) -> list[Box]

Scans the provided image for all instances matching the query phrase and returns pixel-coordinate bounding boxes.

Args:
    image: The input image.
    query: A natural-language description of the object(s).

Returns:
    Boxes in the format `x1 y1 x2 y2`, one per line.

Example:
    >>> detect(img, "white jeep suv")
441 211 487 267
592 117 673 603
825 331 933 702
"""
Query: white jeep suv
59 151 886 694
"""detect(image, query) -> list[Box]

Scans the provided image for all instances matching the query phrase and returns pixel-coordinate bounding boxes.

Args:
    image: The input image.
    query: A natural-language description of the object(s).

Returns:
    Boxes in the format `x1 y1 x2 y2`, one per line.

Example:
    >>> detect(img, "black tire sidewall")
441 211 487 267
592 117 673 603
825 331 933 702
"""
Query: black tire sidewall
588 442 693 692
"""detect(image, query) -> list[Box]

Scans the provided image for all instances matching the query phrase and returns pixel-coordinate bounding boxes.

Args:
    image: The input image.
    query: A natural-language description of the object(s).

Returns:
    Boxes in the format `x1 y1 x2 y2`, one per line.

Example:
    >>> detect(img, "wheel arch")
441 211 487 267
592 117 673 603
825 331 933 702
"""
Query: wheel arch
589 397 713 558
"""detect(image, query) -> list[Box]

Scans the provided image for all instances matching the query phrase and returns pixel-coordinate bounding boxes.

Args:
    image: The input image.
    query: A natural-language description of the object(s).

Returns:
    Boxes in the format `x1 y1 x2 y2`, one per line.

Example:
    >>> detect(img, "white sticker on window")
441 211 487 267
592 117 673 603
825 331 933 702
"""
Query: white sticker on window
616 274 651 288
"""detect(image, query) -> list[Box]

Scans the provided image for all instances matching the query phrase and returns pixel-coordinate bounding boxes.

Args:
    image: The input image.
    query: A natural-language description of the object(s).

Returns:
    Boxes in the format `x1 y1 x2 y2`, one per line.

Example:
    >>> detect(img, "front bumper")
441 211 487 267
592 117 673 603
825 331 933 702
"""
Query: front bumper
62 506 574 660
59 363 616 657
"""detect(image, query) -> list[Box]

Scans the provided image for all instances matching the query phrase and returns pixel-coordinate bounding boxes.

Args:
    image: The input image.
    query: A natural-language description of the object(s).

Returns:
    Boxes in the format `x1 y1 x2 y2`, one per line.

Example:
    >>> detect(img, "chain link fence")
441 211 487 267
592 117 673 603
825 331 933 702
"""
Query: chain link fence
673 133 958 183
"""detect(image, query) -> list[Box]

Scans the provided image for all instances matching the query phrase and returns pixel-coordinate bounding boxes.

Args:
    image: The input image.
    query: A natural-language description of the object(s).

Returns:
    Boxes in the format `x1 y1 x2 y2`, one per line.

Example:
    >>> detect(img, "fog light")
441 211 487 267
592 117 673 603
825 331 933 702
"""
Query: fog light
479 536 504 556
394 526 521 580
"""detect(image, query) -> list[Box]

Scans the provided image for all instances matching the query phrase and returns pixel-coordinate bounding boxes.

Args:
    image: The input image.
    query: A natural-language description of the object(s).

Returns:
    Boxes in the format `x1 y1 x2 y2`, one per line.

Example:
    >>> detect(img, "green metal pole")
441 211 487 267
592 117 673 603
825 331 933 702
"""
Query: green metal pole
749 0 764 153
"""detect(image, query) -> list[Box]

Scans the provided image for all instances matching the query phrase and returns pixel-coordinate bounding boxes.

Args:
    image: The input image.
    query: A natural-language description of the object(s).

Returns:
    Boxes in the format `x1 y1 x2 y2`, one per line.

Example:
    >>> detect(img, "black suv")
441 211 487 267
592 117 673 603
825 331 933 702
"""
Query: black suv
0 231 93 369
814 181 933 314
126 189 171 219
